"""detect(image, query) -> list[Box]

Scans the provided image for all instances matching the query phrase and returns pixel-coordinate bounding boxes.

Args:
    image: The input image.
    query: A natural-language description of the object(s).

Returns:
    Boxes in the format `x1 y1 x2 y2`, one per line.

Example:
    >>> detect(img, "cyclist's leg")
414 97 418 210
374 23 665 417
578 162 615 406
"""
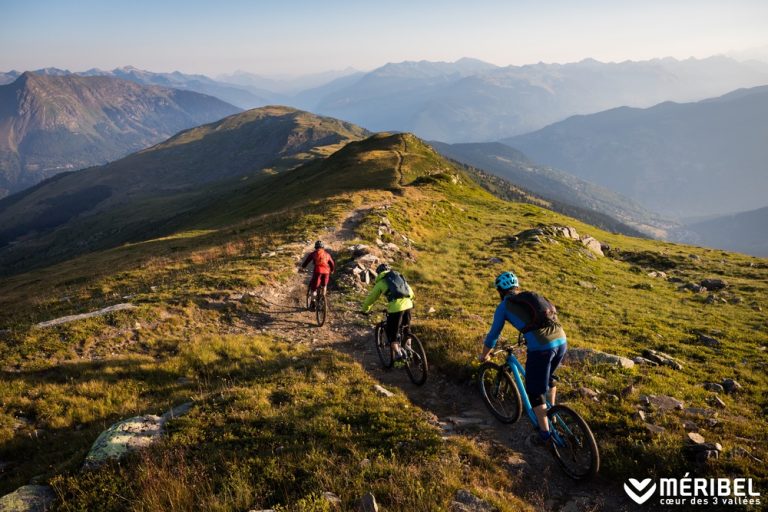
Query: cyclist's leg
319 272 329 296
526 348 557 432
385 311 404 356
401 308 412 338
547 344 567 406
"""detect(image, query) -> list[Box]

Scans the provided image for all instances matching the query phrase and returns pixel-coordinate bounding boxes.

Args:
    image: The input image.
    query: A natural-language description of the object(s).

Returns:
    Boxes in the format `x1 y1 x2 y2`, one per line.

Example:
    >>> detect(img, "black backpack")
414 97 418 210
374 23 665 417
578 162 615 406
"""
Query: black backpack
506 291 559 333
383 271 410 301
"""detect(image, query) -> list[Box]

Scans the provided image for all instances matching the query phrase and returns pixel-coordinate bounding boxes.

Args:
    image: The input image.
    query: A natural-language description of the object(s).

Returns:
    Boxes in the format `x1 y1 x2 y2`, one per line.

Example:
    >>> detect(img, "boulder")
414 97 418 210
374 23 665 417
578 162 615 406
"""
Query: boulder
578 387 600 400
449 489 497 512
580 236 604 257
640 394 684 411
695 334 721 347
349 245 371 258
701 279 728 291
647 271 668 279
0 485 55 512
632 356 658 366
373 385 394 398
687 432 706 444
565 347 634 369
722 378 742 394
644 423 666 435
358 492 379 512
642 349 683 370
356 254 380 268
703 382 724 393
679 283 705 293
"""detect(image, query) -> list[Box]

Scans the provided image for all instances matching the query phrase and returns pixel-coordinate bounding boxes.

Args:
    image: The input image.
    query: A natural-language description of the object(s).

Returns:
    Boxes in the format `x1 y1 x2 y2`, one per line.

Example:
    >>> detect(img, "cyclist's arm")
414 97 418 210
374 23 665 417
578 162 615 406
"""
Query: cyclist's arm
361 279 385 313
483 302 507 349
301 253 313 269
328 254 336 273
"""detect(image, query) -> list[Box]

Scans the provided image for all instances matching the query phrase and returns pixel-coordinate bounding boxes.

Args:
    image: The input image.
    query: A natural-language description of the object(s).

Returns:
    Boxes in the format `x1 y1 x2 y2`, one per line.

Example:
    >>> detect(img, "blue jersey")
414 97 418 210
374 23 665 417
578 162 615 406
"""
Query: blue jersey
484 298 567 352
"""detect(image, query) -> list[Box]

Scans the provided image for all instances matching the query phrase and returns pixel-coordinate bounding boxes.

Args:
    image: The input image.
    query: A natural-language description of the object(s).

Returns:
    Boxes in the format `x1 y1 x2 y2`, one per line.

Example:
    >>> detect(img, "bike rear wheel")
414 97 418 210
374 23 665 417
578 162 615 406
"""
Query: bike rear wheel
316 293 327 326
547 404 600 480
374 324 393 368
403 334 428 385
478 362 522 423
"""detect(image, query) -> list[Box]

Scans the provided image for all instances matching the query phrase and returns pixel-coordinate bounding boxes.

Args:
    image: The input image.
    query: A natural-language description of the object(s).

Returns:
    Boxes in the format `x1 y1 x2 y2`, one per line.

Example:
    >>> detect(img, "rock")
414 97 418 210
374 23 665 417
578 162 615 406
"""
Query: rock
722 378 742 394
360 458 371 469
621 384 635 398
695 334 721 347
358 492 379 512
701 278 728 291
687 432 706 444
565 347 634 369
546 225 580 240
356 254 380 268
322 492 342 507
633 410 647 422
446 416 485 428
709 396 727 409
679 283 705 293
642 349 683 370
682 420 699 432
577 281 597 289
349 244 371 257
644 423 666 435
684 407 718 418
487 257 503 265
373 385 394 398
34 303 137 329
162 402 194 421
84 415 164 468
427 307 436 314
703 382 724 393
641 394 684 411
449 489 497 512
647 271 668 278
580 236 604 257
0 485 56 512
578 387 599 400
632 356 658 366
382 242 400 252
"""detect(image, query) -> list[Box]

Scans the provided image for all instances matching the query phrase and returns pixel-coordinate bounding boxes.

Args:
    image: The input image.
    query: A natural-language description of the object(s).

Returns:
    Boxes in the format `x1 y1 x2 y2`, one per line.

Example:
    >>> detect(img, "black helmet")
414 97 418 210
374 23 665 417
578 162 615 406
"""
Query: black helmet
376 263 390 274
314 240 324 249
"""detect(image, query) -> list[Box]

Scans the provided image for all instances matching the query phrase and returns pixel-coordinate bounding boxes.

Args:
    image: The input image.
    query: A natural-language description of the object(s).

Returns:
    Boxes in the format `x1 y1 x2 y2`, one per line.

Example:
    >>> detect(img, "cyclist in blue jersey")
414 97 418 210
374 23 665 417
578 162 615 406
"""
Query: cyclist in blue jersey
479 271 567 445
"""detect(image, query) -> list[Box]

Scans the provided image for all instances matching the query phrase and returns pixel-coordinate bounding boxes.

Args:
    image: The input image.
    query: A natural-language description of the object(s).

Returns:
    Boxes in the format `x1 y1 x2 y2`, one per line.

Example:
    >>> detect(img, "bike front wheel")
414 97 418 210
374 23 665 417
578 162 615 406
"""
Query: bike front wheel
374 324 393 369
478 362 522 423
403 334 428 385
547 404 600 480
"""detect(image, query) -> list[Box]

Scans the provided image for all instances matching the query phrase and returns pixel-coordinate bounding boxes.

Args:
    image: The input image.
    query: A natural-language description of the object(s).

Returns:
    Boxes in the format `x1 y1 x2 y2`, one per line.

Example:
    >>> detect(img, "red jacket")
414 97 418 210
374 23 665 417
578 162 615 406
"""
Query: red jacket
302 248 335 274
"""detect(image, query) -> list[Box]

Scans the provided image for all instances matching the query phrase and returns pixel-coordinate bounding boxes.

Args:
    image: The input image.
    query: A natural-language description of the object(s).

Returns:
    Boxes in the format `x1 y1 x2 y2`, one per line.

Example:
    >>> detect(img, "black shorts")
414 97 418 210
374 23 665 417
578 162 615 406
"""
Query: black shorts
385 309 412 344
525 344 567 406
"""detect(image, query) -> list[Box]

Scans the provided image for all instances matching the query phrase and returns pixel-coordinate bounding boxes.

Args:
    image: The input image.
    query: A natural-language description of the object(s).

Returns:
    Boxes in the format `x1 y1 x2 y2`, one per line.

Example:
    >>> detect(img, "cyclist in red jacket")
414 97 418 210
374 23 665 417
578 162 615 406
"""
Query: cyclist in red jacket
301 240 335 309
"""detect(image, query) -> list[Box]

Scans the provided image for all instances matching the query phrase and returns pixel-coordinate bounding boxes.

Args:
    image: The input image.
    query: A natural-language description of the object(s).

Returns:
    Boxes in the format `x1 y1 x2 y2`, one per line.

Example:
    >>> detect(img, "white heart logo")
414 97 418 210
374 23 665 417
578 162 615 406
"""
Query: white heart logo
624 478 657 505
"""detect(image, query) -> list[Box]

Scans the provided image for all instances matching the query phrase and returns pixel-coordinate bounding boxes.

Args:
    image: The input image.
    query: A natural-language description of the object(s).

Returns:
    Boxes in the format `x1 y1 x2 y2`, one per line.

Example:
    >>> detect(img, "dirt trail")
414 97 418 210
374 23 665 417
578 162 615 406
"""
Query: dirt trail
254 206 630 511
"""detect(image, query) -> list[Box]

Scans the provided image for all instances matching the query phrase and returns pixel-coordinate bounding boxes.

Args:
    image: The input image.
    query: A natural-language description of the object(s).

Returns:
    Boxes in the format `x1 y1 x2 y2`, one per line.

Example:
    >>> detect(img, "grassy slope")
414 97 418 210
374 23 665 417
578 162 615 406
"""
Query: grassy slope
0 132 765 509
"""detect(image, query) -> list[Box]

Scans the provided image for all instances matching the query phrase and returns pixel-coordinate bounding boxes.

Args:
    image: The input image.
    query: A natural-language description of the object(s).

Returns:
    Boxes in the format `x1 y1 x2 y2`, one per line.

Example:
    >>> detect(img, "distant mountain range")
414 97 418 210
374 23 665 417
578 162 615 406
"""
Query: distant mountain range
671 206 768 257
429 141 671 237
0 72 241 197
0 106 369 273
308 56 768 142
502 85 768 219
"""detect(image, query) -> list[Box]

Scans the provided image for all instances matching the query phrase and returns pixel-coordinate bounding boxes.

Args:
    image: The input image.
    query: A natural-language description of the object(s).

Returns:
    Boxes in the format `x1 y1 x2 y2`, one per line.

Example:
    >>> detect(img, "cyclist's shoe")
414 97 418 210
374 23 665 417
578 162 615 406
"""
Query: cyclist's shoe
529 430 553 450
393 348 407 368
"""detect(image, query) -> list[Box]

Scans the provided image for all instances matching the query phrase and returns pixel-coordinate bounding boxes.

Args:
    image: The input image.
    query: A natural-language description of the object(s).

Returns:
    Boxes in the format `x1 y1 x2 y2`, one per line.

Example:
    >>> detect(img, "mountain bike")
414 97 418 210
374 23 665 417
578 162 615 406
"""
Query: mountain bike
478 335 599 480
306 286 328 327
372 310 428 385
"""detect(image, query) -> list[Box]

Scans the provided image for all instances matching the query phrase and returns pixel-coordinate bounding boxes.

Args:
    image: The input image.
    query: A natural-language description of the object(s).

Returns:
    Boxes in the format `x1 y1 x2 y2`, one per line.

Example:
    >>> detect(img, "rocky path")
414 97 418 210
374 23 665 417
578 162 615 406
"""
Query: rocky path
251 206 631 512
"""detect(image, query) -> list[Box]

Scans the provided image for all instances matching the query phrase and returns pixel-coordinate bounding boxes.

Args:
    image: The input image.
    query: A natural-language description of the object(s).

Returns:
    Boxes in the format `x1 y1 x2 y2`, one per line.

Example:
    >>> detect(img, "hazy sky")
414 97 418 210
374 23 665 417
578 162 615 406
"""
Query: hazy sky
2 0 767 76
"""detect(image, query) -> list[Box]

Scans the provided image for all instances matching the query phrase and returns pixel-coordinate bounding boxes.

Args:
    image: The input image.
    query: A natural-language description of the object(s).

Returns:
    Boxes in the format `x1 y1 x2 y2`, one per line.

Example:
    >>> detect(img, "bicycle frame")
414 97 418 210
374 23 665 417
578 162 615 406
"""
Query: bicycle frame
501 349 573 448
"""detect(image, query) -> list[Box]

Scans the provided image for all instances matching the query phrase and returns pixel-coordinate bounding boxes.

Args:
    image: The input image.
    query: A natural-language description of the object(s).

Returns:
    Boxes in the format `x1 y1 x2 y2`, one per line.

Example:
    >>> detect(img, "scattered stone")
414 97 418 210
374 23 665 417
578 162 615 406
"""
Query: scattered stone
709 396 727 409
644 423 666 435
0 485 56 512
641 394 684 411
647 271 668 279
162 402 194 421
565 347 634 369
382 242 400 253
701 278 728 291
703 382 724 393
373 385 394 398
679 283 705 293
621 384 635 398
349 244 371 257
449 489 497 512
633 410 646 422
687 432 706 444
578 387 599 400
34 303 137 329
632 356 658 366
446 416 485 428
487 257 503 265
705 294 727 305
322 492 342 507
642 349 683 370
721 379 742 394
358 492 379 512
682 421 699 432
427 307 436 314
577 281 596 289
695 334 721 347
683 407 718 418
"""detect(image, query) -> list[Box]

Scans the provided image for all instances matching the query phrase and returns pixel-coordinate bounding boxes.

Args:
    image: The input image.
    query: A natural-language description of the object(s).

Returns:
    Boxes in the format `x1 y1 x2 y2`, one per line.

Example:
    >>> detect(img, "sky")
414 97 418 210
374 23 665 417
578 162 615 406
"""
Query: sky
1 0 767 77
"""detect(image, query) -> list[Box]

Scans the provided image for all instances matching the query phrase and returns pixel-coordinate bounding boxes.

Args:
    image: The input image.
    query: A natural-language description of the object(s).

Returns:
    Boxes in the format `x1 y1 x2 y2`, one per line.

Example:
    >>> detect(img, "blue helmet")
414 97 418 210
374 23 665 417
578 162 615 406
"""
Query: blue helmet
495 271 519 290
